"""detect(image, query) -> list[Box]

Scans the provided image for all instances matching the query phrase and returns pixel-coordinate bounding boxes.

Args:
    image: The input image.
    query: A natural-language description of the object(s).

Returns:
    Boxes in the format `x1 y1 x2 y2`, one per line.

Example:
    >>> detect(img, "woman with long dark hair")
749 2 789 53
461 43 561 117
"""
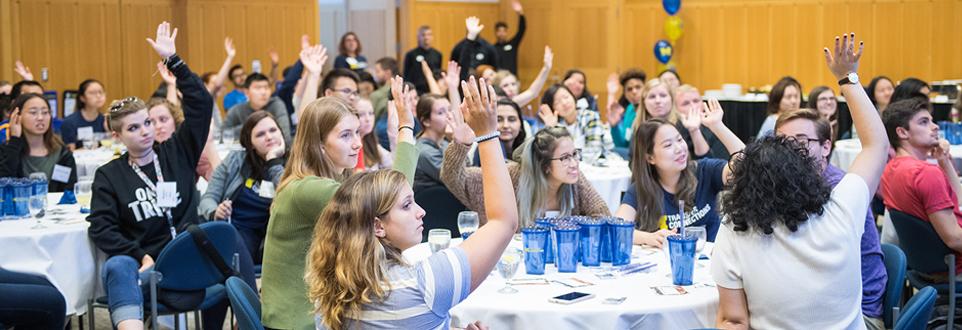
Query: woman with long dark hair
1 93 77 192
562 69 598 112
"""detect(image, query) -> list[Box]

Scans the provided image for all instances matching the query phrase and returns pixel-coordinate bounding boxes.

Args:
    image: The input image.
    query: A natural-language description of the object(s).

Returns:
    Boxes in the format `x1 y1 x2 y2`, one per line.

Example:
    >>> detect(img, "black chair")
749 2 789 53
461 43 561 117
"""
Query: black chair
889 208 961 329
414 185 466 242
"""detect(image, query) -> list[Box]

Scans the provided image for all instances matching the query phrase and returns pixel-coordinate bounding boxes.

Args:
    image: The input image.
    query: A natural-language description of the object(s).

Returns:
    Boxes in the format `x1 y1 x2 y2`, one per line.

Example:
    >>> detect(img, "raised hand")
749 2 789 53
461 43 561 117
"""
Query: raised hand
14 60 33 81
448 102 476 145
607 102 625 126
146 21 178 58
465 16 484 39
390 76 415 128
445 61 461 90
157 62 176 85
459 77 498 136
680 103 702 132
8 108 21 138
823 32 863 80
538 104 558 127
543 46 554 70
606 73 620 96
300 34 310 50
224 37 236 58
300 44 328 74
701 98 725 128
511 0 523 14
269 49 280 66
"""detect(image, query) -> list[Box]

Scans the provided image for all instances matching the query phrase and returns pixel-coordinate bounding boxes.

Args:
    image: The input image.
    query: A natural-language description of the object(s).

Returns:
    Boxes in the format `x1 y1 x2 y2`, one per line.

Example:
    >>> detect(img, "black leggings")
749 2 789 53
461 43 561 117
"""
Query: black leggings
0 268 66 330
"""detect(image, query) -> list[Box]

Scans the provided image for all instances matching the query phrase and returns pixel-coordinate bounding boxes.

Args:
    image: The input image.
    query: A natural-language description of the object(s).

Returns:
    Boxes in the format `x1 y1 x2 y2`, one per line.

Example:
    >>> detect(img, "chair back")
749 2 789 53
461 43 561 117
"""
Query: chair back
882 243 907 328
894 286 937 330
226 276 263 330
415 185 466 242
888 209 954 274
154 222 238 291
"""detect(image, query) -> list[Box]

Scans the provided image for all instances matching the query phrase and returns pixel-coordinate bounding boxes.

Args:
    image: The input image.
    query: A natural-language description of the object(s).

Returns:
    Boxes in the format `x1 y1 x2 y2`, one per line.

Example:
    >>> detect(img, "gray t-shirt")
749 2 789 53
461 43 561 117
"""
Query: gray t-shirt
23 150 61 179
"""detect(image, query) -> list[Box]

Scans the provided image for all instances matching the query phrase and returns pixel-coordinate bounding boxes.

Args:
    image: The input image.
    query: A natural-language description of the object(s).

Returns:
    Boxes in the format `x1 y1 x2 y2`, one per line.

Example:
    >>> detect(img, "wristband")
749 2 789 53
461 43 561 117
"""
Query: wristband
164 54 184 70
475 131 500 143
399 126 415 134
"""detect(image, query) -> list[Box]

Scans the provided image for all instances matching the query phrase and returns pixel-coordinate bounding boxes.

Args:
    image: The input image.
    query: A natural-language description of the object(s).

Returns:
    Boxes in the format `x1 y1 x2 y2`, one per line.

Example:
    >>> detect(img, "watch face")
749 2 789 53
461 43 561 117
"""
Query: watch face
848 72 859 84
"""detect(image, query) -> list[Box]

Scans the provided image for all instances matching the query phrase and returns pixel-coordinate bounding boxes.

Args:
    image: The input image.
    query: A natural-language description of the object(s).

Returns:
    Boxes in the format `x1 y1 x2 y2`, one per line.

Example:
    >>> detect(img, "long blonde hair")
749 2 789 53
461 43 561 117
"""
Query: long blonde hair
305 170 407 330
278 97 356 192
631 78 678 133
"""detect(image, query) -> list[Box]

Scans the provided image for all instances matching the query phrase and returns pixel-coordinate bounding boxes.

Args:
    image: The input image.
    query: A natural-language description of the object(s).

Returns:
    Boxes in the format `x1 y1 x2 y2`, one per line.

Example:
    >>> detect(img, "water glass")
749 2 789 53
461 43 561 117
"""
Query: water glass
608 218 634 266
457 211 479 240
555 223 580 273
534 218 555 264
497 248 522 294
579 218 603 267
75 180 93 211
427 229 451 253
687 226 707 253
667 233 698 286
521 226 549 275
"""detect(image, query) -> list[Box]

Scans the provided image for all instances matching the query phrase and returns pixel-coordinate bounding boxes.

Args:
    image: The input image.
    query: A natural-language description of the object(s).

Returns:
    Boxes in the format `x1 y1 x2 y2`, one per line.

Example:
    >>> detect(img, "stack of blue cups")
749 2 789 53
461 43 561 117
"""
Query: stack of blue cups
608 217 634 266
554 223 580 273
522 226 550 275
534 218 555 264
12 179 31 218
600 216 613 262
578 218 603 267
0 178 13 219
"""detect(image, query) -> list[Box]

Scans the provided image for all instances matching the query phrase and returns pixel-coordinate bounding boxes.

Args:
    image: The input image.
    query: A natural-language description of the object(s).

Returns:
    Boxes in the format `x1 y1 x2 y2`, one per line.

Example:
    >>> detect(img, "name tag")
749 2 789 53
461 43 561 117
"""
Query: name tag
258 180 275 199
77 127 94 140
155 181 178 208
52 164 72 183
504 44 513 51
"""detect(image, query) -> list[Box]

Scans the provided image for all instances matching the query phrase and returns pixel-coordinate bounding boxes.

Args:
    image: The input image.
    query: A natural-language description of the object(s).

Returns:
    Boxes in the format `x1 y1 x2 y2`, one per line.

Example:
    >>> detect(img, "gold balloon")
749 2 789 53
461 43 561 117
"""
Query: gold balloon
665 16 684 41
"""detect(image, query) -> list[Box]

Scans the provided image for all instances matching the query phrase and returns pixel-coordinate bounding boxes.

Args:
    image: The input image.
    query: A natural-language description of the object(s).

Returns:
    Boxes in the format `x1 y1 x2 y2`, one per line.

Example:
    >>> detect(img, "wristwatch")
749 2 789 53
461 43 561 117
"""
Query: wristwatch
838 72 859 86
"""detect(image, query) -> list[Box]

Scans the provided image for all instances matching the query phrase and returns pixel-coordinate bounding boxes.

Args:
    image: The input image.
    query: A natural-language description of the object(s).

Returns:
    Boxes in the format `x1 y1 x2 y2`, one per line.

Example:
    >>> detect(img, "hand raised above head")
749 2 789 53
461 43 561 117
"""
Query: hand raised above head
224 37 236 58
823 32 863 80
390 76 414 128
701 98 725 128
146 21 178 59
459 77 498 136
9 108 21 138
538 104 558 127
300 44 328 74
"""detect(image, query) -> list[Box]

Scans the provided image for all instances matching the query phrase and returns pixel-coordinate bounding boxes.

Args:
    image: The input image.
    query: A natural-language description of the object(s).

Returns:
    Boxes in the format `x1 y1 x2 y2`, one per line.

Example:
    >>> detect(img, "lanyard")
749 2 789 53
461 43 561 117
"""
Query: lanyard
129 152 177 238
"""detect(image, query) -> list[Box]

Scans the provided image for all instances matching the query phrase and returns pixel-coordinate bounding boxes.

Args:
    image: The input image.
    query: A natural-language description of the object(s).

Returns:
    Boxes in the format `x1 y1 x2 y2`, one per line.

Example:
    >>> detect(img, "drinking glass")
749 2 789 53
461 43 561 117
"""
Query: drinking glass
27 174 47 229
688 226 707 253
75 180 93 210
457 211 479 240
222 129 237 145
497 248 522 294
428 229 451 253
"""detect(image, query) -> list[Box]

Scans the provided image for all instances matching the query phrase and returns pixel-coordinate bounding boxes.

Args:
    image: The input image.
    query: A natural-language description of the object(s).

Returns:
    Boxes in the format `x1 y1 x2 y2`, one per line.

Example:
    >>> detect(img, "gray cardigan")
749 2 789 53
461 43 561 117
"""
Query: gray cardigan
224 96 292 145
198 150 286 220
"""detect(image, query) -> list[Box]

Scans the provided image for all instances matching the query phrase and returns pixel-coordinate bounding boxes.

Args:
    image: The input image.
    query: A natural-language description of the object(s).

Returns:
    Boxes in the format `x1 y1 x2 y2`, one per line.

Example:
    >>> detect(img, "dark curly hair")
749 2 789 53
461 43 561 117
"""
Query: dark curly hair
721 136 831 234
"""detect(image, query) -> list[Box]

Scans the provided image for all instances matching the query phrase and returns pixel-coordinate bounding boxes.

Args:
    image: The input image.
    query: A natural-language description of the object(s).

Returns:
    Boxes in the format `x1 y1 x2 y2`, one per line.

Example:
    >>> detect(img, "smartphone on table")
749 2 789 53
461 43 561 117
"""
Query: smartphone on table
548 291 595 305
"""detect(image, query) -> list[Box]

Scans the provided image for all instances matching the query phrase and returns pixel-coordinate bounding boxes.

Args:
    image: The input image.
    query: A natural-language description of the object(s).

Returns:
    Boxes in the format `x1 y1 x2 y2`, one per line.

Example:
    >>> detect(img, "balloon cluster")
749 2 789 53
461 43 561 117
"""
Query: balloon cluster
654 0 683 69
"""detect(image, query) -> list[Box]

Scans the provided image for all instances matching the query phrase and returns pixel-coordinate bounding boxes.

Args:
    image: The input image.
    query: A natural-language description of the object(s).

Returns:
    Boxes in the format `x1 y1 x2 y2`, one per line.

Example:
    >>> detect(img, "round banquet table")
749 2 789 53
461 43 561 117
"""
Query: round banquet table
0 193 96 315
830 139 962 172
580 158 632 213
403 238 719 329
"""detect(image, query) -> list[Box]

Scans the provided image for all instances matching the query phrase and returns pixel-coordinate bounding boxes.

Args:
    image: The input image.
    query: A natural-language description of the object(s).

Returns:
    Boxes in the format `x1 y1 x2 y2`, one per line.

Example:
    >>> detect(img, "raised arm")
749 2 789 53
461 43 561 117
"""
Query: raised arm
208 37 237 95
420 59 442 95
828 33 888 191
509 1 525 45
512 46 552 107
439 123 486 219
14 60 34 81
680 104 710 157
454 77 519 291
296 44 328 119
390 76 418 183
444 60 462 106
157 62 180 106
701 98 745 184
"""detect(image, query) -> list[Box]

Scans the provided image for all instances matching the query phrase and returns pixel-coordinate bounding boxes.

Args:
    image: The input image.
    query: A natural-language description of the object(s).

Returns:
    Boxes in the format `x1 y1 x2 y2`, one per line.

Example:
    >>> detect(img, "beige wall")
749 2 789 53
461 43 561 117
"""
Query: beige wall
0 0 319 116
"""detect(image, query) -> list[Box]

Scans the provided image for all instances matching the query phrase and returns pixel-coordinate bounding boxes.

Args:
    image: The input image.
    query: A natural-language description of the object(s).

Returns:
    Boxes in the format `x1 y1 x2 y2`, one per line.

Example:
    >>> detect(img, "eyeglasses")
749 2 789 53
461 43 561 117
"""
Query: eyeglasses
551 149 582 165
784 135 823 145
109 97 140 113
332 88 359 97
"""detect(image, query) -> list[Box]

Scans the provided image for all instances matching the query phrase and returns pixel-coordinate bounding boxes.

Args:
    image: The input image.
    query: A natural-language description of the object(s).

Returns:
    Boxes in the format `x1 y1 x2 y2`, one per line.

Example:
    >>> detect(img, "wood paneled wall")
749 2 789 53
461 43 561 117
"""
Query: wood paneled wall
0 0 318 116
403 0 962 115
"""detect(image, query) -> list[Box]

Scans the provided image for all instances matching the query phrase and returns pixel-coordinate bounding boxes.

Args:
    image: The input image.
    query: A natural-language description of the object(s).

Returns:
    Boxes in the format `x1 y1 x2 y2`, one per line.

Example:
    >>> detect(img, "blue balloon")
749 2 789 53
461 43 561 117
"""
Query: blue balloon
654 40 673 64
663 0 681 15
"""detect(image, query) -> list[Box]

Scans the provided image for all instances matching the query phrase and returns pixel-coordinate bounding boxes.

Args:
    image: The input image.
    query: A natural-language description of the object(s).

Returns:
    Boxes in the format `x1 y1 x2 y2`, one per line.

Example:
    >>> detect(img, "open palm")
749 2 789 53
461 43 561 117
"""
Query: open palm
146 21 178 58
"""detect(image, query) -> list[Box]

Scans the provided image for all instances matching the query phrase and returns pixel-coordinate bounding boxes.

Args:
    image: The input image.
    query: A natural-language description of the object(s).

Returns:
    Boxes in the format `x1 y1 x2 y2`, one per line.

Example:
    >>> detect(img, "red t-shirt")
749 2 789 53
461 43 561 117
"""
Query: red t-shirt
880 156 962 272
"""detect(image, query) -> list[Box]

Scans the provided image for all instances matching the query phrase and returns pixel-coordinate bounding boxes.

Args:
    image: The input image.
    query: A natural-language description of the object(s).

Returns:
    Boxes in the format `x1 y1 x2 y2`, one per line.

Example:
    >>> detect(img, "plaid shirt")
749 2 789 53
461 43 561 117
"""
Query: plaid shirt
558 109 614 151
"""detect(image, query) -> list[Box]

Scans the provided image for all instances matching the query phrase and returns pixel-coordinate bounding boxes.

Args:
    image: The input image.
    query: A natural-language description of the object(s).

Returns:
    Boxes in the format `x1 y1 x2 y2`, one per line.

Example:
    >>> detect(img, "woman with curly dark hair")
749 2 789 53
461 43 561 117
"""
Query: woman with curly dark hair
614 98 744 247
712 33 890 330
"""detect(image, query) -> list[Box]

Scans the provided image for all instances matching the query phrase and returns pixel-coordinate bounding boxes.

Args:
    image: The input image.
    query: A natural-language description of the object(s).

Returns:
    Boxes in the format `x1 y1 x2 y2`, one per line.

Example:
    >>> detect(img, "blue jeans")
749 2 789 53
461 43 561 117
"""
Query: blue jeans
0 268 66 330
234 223 266 265
101 234 257 329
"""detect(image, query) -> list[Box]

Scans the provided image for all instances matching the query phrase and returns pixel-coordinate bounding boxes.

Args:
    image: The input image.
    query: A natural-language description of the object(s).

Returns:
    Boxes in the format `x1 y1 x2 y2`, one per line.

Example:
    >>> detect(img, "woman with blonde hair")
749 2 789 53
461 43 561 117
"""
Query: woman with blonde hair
631 78 713 159
306 77 517 329
260 76 418 330
491 45 553 107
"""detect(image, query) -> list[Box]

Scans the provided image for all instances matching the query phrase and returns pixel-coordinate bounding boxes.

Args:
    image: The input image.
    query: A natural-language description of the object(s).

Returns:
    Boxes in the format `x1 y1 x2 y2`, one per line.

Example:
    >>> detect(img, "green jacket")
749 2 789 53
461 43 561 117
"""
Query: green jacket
259 142 417 330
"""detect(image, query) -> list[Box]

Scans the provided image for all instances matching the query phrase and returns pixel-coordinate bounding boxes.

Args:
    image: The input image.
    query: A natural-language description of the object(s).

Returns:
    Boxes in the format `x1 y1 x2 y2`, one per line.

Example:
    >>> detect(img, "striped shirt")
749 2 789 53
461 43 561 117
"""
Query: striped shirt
316 247 472 330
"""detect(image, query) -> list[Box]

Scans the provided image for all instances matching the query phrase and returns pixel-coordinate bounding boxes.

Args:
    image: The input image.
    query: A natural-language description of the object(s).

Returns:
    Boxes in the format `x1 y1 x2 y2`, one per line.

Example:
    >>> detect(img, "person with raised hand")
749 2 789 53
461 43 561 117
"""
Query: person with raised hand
713 33 888 329
491 45 553 108
451 16 498 81
260 76 419 330
403 25 443 95
1 94 78 192
87 21 256 330
615 98 743 247
306 76 514 330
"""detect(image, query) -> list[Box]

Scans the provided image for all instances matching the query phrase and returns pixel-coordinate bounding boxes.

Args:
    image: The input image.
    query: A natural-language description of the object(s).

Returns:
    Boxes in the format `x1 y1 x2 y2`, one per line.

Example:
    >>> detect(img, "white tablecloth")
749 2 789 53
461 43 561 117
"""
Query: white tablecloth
580 159 632 213
0 193 95 315
404 238 718 329
831 139 962 172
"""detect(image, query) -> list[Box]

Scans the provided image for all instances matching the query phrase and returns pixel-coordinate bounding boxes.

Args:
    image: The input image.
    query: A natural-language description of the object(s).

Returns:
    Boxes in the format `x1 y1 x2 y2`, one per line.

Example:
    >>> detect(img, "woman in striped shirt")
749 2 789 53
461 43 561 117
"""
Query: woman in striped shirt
306 77 518 330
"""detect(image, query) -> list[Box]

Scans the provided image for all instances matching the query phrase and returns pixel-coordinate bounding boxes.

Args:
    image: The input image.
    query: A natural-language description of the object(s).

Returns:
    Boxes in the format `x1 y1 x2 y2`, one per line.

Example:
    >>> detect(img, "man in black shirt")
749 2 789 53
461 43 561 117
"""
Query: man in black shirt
494 0 526 75
451 16 498 81
403 25 443 95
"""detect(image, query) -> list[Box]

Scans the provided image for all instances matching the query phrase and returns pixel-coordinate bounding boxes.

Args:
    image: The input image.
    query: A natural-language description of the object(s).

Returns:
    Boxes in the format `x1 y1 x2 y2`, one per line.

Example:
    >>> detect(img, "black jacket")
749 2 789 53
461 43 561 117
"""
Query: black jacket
87 55 213 260
403 47 443 95
494 15 526 75
0 136 77 192
451 38 498 81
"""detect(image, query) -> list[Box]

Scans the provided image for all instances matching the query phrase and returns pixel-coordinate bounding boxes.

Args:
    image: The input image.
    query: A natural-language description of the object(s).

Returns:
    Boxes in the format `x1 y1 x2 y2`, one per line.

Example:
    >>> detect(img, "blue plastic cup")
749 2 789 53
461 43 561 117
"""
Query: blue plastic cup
600 218 612 262
547 218 572 263
0 178 11 219
534 218 555 264
13 179 31 218
554 224 580 273
579 218 603 267
522 226 549 275
32 178 48 197
667 233 698 286
608 218 634 266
